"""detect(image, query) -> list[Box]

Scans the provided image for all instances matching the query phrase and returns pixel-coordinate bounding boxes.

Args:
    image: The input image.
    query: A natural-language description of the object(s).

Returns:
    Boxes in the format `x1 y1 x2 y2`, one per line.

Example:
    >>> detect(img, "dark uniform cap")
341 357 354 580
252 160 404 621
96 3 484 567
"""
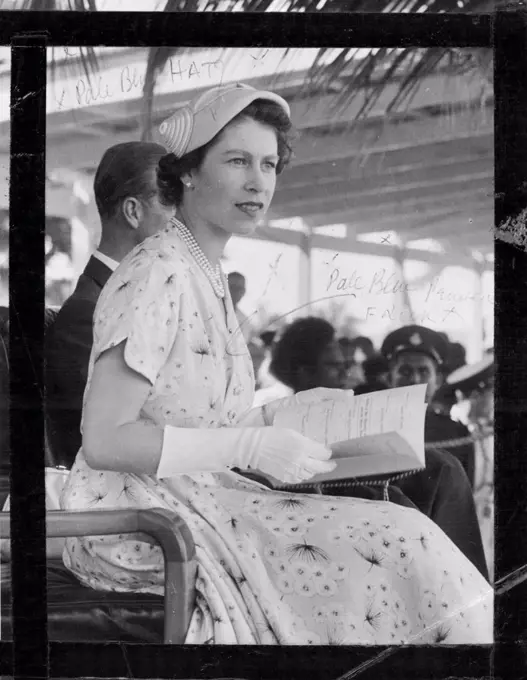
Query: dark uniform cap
381 325 449 366
446 351 494 396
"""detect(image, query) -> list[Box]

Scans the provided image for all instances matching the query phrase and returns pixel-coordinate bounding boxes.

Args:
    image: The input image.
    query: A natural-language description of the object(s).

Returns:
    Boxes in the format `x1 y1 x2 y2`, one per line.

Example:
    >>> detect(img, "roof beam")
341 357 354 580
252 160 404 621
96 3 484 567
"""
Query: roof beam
274 177 492 220
32 96 493 180
304 199 492 230
283 153 492 191
274 170 493 210
237 223 493 270
291 108 492 167
405 217 493 242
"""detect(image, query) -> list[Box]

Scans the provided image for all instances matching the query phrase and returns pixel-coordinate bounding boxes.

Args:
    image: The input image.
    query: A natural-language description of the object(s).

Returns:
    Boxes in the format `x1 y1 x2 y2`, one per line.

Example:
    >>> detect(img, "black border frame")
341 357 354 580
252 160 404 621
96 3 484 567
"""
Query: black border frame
2 9 526 680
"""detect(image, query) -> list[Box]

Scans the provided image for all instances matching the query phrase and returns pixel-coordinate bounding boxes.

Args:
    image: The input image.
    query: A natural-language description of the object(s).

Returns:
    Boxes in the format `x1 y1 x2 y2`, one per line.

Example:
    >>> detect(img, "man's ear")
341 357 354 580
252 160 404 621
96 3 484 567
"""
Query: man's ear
121 197 143 230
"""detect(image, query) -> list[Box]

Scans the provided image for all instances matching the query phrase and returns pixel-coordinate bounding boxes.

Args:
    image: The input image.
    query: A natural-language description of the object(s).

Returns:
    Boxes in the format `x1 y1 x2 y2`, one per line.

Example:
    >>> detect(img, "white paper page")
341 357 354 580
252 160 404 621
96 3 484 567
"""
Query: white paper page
275 384 427 453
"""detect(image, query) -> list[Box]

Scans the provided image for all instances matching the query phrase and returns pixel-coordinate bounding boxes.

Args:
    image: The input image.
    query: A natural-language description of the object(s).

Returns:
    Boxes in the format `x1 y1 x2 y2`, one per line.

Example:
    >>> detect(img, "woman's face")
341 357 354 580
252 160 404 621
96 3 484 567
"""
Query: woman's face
183 116 280 235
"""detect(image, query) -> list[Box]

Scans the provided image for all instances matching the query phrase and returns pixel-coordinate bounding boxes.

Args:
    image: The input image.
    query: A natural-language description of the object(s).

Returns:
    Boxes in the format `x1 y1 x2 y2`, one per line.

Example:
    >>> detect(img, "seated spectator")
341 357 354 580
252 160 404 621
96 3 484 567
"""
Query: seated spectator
337 337 365 389
447 341 467 373
432 341 468 416
271 317 349 392
45 142 175 469
227 271 253 343
363 353 390 386
381 325 476 488
255 328 279 390
354 353 390 394
268 318 488 578
247 338 266 384
350 335 376 361
260 329 276 348
253 317 345 408
447 352 495 580
353 380 388 395
251 326 295 407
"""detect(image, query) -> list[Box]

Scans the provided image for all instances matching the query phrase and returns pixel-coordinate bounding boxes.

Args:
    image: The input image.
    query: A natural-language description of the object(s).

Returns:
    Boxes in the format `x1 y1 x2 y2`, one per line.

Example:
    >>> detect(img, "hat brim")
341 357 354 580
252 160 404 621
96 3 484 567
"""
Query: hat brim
385 345 444 366
446 354 494 392
160 86 291 159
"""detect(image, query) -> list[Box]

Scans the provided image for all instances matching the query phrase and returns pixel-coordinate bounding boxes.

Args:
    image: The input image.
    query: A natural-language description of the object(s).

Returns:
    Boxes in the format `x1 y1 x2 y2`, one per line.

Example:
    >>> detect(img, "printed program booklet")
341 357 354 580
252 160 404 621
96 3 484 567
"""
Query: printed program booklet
272 383 428 486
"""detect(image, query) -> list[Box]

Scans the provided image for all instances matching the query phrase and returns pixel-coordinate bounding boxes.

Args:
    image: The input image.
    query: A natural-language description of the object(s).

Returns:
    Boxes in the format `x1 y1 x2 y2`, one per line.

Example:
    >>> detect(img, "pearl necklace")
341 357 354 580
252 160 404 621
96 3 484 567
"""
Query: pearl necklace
172 217 225 298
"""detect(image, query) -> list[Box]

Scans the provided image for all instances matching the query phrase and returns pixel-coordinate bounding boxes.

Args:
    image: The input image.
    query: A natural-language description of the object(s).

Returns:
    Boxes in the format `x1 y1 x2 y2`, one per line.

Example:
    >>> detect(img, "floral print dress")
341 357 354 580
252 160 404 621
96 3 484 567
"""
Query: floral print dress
61 224 493 645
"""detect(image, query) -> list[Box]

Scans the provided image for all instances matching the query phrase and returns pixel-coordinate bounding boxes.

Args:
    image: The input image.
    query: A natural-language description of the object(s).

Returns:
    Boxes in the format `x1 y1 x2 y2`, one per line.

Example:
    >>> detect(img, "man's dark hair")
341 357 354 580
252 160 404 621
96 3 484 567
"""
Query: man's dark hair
157 99 296 206
339 335 375 358
362 354 390 383
228 271 245 283
94 142 169 220
260 329 276 348
354 381 388 395
270 316 335 389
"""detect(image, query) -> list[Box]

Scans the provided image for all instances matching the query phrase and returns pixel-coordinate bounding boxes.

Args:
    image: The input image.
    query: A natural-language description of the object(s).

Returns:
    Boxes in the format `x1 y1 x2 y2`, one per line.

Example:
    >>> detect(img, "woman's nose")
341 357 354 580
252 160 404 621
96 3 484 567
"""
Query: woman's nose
245 166 266 193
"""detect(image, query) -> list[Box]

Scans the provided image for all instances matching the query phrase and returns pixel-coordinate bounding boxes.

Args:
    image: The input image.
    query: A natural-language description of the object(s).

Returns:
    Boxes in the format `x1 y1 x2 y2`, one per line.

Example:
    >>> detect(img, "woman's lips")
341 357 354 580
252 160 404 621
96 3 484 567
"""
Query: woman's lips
236 202 264 216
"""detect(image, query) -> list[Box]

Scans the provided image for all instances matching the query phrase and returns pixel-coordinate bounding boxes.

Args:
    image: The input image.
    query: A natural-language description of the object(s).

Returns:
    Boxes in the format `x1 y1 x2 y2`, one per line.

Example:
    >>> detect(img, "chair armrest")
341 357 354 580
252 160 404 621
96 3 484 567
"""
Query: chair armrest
0 507 197 644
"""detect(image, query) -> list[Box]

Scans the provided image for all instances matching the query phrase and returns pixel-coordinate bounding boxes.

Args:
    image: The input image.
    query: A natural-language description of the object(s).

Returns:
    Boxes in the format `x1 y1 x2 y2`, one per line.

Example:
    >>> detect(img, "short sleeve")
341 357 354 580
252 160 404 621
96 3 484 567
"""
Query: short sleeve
92 254 182 385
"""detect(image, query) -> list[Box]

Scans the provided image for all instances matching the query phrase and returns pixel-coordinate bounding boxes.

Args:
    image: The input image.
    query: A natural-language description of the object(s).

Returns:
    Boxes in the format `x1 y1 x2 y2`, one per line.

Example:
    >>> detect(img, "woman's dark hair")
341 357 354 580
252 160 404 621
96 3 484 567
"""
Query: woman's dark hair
157 98 296 206
270 317 335 389
94 141 169 220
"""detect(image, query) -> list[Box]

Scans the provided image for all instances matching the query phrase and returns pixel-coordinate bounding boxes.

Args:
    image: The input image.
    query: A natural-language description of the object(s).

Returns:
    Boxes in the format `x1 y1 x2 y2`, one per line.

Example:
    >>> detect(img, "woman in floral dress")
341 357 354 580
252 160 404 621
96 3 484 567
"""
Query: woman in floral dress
61 83 493 645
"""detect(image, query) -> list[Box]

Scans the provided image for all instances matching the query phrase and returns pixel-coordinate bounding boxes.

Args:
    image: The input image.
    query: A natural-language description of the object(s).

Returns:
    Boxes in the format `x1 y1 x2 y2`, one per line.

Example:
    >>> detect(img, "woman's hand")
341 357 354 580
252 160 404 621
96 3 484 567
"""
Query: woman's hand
246 427 336 484
262 387 354 426
158 422 336 484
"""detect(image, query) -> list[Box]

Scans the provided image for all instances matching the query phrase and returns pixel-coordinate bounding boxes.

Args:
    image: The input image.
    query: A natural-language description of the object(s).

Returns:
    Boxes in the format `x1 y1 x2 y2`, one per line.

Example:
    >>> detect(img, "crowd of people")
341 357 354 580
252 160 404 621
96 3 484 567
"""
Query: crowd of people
42 82 494 645
245 315 494 578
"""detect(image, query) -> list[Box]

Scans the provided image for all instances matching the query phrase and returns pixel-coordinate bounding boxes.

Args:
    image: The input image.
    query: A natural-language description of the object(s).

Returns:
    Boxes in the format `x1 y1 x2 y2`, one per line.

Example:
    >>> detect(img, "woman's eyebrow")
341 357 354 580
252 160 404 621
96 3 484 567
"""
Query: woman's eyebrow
221 149 279 160
222 148 249 155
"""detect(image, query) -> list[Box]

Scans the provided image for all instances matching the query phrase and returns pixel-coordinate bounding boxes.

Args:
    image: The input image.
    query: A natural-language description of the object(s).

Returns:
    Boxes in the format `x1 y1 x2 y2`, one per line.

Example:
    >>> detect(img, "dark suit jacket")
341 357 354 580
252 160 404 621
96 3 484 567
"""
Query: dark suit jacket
394 447 488 580
0 307 9 480
425 410 476 488
45 256 113 468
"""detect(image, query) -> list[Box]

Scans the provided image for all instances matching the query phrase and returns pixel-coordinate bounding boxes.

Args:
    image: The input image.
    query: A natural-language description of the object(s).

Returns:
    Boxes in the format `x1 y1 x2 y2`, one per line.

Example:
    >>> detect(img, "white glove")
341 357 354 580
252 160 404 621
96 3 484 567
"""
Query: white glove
157 424 336 485
261 387 354 426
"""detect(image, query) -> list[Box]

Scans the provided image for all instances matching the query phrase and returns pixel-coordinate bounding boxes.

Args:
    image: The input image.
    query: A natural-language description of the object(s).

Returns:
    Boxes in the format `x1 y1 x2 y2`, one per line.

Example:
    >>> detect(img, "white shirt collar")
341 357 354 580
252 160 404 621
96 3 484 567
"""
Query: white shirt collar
92 250 119 272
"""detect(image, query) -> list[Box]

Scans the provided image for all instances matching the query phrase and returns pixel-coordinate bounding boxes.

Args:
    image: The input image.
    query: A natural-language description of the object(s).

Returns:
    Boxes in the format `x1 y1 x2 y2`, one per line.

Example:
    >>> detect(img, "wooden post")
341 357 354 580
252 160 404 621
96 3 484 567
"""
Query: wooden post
472 255 486 360
298 220 313 312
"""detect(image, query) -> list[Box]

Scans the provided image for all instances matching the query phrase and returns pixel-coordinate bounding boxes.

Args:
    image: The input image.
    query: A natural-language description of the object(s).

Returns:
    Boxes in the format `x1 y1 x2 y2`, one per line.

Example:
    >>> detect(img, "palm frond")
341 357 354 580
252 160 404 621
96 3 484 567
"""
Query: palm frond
135 0 496 138
140 0 222 139
67 0 98 8
20 0 58 8
141 45 177 141
20 0 97 9
26 0 496 142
